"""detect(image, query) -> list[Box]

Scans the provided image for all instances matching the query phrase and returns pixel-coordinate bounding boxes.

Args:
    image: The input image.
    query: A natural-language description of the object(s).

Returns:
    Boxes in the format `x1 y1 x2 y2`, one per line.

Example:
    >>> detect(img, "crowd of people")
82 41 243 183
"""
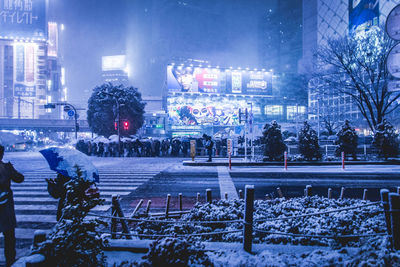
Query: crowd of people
75 135 231 158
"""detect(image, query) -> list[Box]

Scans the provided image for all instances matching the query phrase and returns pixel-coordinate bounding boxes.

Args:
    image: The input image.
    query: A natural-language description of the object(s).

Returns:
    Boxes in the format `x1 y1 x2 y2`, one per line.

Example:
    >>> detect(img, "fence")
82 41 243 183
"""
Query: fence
85 184 400 253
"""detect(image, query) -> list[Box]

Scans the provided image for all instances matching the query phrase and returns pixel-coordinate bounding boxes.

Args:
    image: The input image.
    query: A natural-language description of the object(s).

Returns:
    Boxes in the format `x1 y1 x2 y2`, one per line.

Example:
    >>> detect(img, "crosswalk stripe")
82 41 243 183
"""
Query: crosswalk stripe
16 215 57 223
2 167 159 256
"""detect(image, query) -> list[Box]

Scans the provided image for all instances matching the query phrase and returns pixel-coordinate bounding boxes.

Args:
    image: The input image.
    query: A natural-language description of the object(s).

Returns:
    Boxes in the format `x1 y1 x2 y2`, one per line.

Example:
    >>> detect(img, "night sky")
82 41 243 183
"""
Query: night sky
49 0 128 103
49 0 280 104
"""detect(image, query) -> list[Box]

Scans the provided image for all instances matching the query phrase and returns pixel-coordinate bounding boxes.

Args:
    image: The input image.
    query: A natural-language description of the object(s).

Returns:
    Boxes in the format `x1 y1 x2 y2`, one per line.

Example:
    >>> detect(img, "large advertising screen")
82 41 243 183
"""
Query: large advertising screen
167 65 272 95
102 55 127 71
0 0 47 40
168 95 252 126
349 0 379 33
14 43 36 97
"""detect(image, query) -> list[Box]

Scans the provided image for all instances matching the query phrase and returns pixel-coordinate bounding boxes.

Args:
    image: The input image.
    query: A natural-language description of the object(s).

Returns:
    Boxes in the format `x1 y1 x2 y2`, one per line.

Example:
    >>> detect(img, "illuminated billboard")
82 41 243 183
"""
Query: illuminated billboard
48 22 58 57
14 43 36 97
167 95 251 126
349 0 379 33
0 0 47 40
102 55 127 71
167 65 272 95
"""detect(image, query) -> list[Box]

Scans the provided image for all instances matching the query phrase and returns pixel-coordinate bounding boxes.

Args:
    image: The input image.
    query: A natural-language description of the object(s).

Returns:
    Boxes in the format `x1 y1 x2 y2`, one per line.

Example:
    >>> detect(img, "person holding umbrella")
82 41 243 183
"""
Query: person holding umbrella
40 147 100 221
46 173 71 221
0 145 24 266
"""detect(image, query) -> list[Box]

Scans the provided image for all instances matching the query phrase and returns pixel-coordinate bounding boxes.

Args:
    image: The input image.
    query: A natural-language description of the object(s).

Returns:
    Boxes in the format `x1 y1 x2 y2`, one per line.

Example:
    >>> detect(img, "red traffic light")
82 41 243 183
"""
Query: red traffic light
114 122 118 130
123 120 129 130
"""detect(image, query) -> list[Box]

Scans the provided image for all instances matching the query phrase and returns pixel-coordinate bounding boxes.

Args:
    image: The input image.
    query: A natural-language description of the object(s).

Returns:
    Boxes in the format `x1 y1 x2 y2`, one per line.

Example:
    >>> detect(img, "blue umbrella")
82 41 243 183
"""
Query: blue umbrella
40 147 99 183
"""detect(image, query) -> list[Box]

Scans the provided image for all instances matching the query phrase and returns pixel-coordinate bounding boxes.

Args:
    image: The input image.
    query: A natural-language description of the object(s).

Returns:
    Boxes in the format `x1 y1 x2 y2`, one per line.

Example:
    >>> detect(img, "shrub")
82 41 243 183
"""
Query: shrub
32 173 106 267
262 120 287 161
335 120 358 160
373 119 399 159
298 121 321 160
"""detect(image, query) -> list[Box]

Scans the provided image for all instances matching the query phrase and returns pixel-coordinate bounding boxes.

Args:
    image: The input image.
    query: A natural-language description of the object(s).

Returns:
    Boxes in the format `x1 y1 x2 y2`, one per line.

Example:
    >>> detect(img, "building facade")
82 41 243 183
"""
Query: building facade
0 0 64 120
301 0 399 132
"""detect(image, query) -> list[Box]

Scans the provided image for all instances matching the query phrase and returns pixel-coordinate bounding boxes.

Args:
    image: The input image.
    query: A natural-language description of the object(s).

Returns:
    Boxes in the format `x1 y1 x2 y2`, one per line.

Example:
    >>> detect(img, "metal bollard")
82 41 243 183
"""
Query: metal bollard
243 185 254 253
327 188 332 199
305 185 312 197
340 187 345 199
381 189 392 236
362 189 368 200
206 189 212 204
179 193 183 211
389 193 400 250
165 194 171 218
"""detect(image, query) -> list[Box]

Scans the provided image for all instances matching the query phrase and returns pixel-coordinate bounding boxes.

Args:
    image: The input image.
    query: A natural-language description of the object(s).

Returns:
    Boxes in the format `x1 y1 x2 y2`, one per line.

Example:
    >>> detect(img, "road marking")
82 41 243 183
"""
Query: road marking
217 166 238 200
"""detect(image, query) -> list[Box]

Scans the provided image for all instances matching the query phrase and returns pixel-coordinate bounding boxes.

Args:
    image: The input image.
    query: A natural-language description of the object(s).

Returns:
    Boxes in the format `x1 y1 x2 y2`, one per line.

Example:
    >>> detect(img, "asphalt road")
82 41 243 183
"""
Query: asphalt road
1 152 400 265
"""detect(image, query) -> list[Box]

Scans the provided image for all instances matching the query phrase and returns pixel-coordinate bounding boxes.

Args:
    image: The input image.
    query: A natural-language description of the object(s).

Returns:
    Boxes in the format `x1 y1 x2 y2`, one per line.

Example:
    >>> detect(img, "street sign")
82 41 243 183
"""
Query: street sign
386 4 400 41
190 140 196 161
227 139 232 155
67 110 75 117
387 43 400 79
63 105 71 112
44 104 56 109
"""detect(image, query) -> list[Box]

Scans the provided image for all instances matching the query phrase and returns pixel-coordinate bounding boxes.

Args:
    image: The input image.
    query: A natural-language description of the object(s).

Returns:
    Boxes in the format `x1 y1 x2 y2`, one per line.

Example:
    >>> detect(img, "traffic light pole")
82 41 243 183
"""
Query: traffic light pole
101 92 121 155
44 102 78 139
116 100 121 156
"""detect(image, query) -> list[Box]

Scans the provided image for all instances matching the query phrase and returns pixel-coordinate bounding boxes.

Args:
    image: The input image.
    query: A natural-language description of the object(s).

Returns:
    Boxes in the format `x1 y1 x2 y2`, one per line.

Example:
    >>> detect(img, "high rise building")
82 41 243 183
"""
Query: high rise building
0 0 64 119
261 0 303 74
301 0 399 132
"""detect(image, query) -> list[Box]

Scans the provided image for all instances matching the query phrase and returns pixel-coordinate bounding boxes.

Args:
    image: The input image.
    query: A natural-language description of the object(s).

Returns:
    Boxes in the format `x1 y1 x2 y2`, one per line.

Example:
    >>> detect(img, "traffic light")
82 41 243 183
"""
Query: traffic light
123 120 129 131
114 121 118 131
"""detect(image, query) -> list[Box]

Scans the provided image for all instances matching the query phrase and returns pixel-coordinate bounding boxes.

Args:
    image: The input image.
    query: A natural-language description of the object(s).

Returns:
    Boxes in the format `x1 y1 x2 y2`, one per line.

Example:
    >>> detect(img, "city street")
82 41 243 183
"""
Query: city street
2 152 400 263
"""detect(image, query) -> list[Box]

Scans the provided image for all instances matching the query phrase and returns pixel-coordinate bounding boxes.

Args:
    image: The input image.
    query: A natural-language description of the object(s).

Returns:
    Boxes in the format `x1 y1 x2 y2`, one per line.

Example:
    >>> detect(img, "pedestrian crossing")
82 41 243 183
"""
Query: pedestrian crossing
0 168 160 261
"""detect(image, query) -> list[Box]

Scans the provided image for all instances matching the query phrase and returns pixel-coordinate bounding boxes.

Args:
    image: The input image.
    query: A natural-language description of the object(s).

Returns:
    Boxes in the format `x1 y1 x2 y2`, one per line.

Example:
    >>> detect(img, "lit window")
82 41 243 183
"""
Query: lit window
287 106 306 120
265 105 283 116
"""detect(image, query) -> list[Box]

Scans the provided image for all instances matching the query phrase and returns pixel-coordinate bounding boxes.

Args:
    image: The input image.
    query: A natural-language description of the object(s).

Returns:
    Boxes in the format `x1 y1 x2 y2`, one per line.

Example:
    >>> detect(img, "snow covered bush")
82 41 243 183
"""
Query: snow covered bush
114 238 211 267
262 120 287 161
335 120 358 160
31 175 107 267
373 119 399 159
131 197 385 247
298 121 321 160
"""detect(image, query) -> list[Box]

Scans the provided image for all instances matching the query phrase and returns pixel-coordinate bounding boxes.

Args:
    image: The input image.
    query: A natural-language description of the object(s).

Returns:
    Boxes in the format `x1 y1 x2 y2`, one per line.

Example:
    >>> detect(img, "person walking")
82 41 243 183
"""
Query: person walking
0 145 24 266
203 134 214 162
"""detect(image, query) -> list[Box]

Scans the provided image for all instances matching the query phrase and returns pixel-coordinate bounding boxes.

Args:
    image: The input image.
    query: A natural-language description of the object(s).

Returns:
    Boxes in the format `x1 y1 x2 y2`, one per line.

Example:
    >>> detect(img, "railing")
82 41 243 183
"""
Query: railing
86 185 397 253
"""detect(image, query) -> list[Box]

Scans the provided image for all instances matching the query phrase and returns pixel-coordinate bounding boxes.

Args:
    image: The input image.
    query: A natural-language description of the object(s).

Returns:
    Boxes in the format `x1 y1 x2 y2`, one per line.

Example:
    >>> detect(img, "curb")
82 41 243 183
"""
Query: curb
183 160 400 167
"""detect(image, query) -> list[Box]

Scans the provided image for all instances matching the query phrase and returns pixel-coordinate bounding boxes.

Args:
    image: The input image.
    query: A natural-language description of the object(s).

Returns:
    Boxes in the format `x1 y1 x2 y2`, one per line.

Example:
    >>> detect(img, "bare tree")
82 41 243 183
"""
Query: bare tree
315 26 398 132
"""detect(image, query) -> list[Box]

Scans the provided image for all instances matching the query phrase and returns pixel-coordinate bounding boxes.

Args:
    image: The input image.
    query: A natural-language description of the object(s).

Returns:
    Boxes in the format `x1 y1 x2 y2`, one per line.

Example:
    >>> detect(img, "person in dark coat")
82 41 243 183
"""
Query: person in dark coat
0 145 24 266
46 173 71 221
203 134 214 162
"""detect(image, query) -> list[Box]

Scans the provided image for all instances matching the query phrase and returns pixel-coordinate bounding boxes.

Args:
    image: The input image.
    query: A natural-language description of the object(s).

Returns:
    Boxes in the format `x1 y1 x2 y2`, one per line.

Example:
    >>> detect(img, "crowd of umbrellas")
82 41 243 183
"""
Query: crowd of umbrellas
75 134 236 158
